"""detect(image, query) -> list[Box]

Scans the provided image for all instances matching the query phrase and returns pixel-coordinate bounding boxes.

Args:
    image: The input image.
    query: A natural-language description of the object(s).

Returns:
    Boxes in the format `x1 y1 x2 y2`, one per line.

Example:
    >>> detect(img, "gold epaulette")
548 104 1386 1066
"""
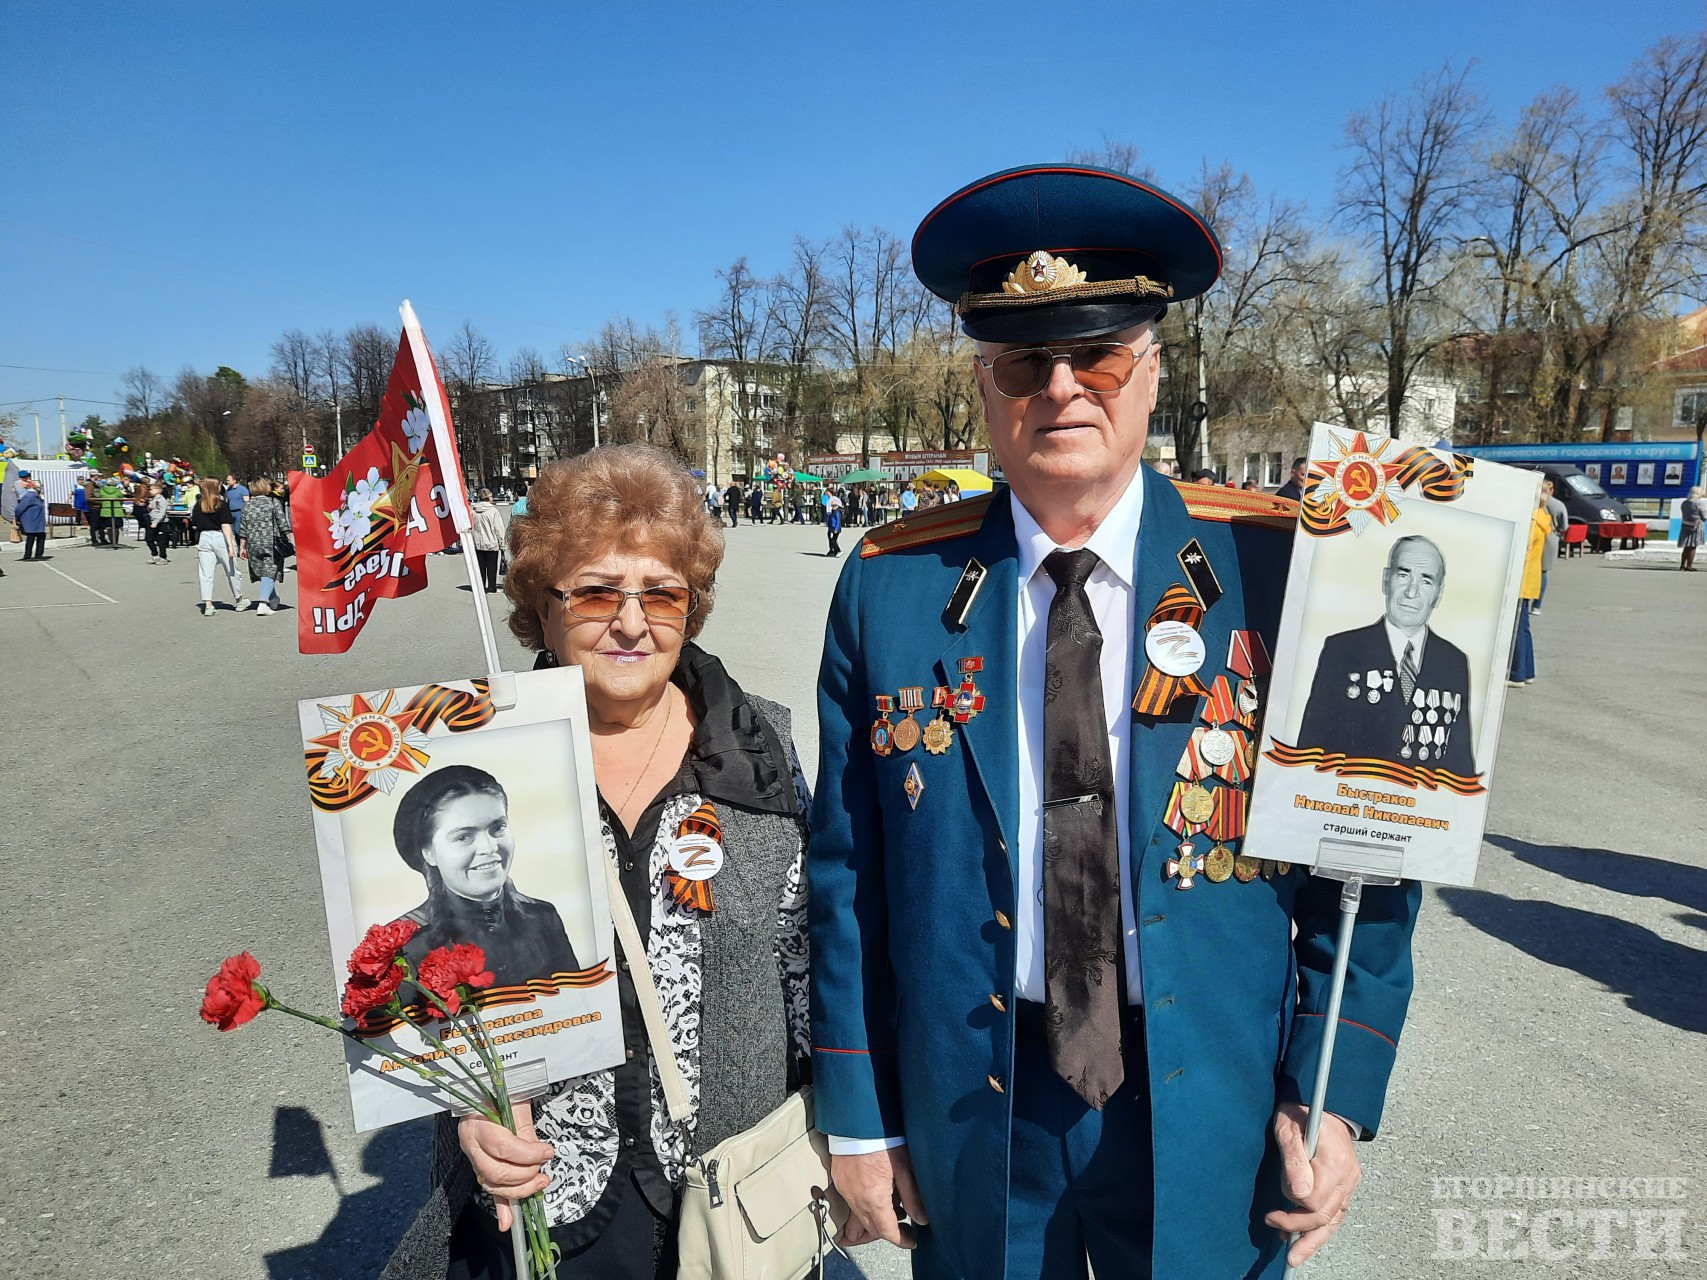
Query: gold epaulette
1172 482 1297 531
859 491 997 558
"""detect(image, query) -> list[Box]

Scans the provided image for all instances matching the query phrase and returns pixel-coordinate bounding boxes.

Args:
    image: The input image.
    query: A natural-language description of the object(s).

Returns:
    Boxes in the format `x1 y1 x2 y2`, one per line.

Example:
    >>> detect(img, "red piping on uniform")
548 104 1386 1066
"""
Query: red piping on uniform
912 166 1223 273
1295 1012 1397 1049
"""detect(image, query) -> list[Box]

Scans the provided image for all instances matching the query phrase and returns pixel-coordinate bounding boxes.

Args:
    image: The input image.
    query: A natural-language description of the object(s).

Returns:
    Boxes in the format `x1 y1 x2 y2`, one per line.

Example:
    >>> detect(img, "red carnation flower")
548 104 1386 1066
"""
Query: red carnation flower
339 969 406 1030
347 919 420 981
200 952 269 1031
415 944 495 1017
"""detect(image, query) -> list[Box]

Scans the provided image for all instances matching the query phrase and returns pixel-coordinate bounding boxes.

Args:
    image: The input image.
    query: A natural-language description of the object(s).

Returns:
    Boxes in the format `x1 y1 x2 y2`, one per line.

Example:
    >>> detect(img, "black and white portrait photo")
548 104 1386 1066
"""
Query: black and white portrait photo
1296 535 1476 776
388 764 582 986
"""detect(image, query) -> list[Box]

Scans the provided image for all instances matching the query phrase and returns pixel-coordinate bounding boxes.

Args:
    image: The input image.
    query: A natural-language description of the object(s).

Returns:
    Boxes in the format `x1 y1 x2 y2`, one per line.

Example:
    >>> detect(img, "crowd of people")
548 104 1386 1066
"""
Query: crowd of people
4 465 295 612
703 475 971 531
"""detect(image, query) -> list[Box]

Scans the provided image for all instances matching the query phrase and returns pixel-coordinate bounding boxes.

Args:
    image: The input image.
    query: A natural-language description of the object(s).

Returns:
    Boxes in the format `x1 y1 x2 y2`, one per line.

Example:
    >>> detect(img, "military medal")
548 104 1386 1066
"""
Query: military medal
1164 780 1209 834
1346 671 1361 700
1200 675 1240 727
1227 629 1271 679
1180 783 1215 826
1199 727 1236 768
1206 786 1246 843
1210 729 1252 785
952 656 987 722
1166 839 1203 889
1401 725 1414 760
1202 843 1235 883
1176 726 1212 781
903 760 926 810
923 686 955 754
1233 853 1261 883
893 686 925 752
665 803 723 912
1236 677 1260 718
870 695 895 757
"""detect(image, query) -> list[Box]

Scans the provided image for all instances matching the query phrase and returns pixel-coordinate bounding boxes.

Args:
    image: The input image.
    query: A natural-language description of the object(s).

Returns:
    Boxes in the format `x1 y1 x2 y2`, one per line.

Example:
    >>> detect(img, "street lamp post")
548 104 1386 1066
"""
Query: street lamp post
563 356 602 452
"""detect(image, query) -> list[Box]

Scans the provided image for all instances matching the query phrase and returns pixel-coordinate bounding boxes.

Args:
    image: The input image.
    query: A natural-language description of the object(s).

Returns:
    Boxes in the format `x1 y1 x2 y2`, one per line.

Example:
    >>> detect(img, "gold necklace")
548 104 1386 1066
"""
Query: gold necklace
613 693 676 815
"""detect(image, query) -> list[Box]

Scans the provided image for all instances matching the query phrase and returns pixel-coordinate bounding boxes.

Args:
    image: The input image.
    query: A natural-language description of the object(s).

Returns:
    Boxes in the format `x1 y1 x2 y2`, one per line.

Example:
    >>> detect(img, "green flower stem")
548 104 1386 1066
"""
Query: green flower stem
457 996 556 1277
264 995 499 1122
404 1015 498 1103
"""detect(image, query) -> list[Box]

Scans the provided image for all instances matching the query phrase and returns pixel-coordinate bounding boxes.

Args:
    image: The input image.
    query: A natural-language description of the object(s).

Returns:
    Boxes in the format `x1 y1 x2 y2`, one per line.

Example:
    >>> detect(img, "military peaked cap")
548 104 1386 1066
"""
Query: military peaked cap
912 163 1223 342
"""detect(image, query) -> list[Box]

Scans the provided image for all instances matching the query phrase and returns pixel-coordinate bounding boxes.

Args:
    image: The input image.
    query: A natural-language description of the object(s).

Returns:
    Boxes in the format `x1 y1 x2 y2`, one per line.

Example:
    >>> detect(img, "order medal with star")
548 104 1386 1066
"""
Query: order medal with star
307 691 433 800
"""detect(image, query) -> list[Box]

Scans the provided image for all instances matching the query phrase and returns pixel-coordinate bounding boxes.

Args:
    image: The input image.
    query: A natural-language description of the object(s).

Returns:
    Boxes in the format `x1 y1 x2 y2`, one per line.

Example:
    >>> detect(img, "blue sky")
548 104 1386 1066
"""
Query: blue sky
1 1 1699 441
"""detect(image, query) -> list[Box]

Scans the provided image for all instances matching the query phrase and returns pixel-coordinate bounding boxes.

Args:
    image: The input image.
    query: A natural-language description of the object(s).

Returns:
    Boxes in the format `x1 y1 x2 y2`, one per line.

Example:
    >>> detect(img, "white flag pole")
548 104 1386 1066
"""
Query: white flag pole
401 300 516 711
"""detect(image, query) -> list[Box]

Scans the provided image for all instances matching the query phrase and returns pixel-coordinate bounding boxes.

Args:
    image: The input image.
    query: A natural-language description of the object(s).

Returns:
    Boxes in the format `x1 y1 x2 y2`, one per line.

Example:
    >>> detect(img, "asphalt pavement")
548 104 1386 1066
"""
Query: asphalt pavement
0 518 1700 1279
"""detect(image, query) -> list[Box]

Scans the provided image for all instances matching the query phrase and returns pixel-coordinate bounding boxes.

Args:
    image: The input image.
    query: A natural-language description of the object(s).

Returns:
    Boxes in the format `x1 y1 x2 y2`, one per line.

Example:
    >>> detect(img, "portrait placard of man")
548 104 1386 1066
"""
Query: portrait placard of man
1295 534 1476 775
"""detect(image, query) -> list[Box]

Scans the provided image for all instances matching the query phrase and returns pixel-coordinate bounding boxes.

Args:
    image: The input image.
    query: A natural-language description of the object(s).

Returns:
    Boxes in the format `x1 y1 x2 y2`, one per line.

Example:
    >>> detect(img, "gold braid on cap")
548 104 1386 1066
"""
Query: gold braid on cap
956 249 1174 315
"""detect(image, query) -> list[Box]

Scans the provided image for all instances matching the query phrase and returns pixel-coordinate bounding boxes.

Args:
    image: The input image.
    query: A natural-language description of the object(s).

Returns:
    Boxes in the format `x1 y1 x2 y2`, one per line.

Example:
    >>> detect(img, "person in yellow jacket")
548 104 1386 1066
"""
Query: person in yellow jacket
1508 489 1550 686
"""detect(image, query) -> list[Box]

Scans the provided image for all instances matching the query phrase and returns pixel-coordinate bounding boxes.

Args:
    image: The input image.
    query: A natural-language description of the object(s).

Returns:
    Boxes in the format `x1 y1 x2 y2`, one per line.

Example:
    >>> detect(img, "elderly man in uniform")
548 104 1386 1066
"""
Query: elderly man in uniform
809 164 1422 1279
1295 534 1476 777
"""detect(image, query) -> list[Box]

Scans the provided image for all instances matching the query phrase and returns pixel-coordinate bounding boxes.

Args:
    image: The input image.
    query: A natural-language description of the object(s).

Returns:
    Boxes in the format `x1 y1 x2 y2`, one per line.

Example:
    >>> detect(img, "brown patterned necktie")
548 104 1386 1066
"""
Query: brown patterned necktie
1041 548 1124 1109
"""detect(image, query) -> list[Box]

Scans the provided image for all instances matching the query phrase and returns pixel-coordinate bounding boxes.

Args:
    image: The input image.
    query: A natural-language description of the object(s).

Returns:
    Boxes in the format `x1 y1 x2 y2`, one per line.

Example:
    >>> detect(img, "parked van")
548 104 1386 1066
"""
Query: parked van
1514 463 1632 527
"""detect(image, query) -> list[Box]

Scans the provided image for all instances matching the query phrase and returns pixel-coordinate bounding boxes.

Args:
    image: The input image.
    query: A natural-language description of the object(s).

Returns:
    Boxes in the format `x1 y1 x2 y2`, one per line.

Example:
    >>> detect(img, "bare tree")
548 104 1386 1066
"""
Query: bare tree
228 378 313 478
607 318 697 462
697 257 775 477
313 329 348 453
768 236 833 453
120 366 165 423
824 226 913 455
1066 140 1157 182
440 321 498 485
345 324 394 432
1338 62 1488 433
1581 34 1707 436
270 329 321 406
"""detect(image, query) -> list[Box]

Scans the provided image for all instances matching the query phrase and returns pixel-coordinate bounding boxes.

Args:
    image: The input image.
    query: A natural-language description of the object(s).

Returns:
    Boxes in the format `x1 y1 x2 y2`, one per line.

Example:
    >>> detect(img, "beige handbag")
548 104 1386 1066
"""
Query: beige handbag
603 857 848 1279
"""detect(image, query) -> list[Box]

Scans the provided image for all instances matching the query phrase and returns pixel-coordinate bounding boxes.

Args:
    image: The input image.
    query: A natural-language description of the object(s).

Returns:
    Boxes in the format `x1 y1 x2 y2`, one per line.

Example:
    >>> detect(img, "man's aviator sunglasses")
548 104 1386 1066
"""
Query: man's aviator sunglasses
547 584 699 621
975 335 1157 400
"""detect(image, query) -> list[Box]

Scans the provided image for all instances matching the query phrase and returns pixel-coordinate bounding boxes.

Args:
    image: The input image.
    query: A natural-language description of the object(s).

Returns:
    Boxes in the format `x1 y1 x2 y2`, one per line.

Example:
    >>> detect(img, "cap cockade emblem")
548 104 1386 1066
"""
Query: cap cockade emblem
1003 250 1088 295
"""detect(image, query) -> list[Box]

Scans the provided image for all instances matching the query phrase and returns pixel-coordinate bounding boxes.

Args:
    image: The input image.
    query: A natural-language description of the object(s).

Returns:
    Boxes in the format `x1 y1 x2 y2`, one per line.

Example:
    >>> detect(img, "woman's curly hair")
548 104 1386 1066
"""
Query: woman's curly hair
505 442 724 650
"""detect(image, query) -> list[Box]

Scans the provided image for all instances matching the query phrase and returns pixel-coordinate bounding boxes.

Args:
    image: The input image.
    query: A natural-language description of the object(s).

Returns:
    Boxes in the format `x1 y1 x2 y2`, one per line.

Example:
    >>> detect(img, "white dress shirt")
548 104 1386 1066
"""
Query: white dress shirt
1010 473 1145 1004
1382 620 1427 671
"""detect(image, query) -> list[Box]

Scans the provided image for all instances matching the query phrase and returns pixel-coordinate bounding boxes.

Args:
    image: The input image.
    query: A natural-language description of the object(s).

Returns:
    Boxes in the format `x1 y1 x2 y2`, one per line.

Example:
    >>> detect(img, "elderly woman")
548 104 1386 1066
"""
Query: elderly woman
390 764 580 985
1680 484 1704 572
384 443 810 1280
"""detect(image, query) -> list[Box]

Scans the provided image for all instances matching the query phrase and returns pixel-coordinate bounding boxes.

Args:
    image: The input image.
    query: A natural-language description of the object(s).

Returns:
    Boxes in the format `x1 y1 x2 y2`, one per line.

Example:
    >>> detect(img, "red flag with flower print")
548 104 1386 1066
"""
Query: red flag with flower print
290 308 468 654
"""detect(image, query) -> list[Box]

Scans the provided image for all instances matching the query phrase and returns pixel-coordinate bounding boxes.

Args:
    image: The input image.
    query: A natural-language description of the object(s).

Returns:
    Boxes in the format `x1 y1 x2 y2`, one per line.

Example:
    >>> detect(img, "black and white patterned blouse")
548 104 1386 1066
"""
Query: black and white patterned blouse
486 645 811 1238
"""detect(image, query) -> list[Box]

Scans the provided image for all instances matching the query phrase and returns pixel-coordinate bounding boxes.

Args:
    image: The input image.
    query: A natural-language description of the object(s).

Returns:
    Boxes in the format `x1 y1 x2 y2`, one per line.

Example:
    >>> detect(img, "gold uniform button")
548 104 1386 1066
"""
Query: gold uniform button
987 1074 1006 1093
994 910 1012 930
989 994 1007 1013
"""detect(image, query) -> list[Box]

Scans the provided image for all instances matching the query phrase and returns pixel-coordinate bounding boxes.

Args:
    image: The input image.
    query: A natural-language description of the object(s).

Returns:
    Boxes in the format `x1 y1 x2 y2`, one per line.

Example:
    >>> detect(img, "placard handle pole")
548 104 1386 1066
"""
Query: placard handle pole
400 299 517 712
1281 837 1403 1278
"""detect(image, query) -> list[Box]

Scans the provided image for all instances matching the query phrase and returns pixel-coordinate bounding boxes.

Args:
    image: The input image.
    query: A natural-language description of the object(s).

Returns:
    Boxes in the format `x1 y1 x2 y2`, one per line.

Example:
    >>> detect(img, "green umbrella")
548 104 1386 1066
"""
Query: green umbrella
840 468 893 483
792 470 823 483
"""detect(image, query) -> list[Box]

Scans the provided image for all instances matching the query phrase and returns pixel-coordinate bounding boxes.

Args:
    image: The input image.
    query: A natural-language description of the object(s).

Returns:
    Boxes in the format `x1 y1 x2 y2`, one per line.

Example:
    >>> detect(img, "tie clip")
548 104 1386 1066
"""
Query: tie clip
1042 792 1102 810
